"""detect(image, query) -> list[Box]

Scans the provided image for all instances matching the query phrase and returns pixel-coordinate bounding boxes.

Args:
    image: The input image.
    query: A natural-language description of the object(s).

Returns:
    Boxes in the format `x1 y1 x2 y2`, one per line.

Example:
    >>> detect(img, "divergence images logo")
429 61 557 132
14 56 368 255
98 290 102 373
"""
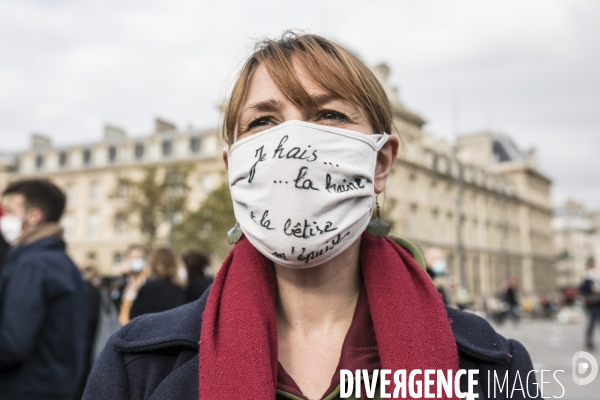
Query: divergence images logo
572 351 598 386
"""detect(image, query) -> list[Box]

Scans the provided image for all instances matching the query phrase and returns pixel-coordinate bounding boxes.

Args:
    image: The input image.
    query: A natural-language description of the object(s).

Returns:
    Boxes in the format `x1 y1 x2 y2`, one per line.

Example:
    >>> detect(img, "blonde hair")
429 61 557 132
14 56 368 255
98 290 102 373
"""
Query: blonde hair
223 31 392 145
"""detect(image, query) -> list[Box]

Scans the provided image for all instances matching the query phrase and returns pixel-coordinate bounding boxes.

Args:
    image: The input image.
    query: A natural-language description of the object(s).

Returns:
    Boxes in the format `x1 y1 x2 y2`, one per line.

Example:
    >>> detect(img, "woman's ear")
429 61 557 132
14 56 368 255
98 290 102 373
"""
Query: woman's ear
374 135 399 193
222 150 229 171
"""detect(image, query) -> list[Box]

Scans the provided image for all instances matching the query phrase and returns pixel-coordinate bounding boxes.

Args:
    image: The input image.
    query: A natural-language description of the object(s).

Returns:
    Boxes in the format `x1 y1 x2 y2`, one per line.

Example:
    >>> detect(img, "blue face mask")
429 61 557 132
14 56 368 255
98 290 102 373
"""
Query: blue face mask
432 259 446 276
130 258 146 273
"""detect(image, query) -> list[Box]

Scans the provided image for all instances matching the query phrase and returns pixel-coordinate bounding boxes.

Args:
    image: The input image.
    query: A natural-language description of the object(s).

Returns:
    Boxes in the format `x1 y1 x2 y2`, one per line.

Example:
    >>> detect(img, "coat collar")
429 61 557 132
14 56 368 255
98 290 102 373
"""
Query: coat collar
6 237 65 264
113 286 511 365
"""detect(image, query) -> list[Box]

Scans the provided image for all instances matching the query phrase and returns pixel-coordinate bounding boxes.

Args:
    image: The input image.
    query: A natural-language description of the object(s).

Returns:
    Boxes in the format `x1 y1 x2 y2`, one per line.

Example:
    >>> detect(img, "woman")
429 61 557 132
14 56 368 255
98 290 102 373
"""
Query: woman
182 250 213 303
84 32 538 399
129 247 185 319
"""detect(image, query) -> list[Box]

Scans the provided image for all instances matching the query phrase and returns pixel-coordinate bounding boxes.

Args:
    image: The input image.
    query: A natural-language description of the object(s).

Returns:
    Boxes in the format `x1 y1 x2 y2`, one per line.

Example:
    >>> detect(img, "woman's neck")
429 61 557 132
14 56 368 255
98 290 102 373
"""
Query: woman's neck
275 238 362 332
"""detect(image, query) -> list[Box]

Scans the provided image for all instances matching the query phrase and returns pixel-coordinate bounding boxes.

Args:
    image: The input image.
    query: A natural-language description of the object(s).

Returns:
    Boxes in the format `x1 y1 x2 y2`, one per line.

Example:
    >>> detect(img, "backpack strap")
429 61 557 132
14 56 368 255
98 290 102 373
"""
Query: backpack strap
389 235 426 271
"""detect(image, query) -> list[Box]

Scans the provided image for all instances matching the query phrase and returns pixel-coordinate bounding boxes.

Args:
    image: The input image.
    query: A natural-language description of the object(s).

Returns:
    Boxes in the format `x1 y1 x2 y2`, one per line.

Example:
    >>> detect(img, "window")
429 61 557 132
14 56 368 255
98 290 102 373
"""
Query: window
62 214 74 238
116 183 128 199
66 184 76 204
190 136 201 153
113 252 122 268
115 215 127 234
83 149 91 166
162 139 172 157
90 181 100 201
35 154 44 170
59 151 68 168
109 146 117 163
88 212 100 238
135 143 144 160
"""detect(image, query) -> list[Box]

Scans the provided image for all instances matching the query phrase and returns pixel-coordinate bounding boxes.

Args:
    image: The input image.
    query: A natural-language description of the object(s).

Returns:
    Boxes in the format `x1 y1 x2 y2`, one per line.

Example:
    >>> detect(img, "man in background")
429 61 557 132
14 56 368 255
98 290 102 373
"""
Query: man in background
0 179 88 399
580 257 600 350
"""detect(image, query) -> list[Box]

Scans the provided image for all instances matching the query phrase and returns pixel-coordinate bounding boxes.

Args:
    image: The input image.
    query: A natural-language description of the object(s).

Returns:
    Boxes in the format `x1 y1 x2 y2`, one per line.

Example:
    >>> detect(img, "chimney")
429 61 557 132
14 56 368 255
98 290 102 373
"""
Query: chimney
104 124 127 143
154 117 177 133
30 134 52 150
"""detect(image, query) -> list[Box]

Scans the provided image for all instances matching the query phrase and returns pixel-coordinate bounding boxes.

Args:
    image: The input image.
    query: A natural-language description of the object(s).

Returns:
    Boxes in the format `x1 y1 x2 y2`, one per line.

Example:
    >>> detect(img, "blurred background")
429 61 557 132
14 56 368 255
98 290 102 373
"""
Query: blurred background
1 0 599 397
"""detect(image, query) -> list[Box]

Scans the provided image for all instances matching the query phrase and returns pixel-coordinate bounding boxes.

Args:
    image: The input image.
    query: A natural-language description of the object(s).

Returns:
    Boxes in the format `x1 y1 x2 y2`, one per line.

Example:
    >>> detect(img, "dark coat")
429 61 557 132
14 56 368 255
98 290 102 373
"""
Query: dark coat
0 234 8 276
184 276 213 304
83 288 540 399
0 237 89 400
129 278 185 320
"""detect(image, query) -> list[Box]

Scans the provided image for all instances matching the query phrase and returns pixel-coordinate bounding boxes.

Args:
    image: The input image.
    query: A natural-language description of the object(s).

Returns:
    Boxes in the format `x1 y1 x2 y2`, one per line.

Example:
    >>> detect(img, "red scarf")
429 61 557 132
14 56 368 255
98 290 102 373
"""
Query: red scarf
199 233 459 399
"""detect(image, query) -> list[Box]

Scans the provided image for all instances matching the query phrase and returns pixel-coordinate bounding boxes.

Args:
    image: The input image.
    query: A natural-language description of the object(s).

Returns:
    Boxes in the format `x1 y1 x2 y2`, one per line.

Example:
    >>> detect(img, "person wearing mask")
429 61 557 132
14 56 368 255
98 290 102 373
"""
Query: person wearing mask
129 247 185 319
85 32 538 399
0 179 88 399
182 250 213 303
116 244 147 325
424 247 451 306
580 257 600 350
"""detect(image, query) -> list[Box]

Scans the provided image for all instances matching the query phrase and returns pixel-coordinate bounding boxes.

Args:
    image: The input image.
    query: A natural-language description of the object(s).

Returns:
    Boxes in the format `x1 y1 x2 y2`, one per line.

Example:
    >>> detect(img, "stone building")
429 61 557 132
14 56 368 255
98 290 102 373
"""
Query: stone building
0 65 557 298
553 200 600 288
0 118 224 275
372 64 556 299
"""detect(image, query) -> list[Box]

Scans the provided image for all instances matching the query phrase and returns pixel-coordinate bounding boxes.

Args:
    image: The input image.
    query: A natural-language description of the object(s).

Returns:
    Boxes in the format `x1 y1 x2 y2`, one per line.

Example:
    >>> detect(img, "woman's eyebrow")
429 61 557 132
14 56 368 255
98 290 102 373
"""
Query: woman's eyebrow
240 98 286 116
311 93 359 113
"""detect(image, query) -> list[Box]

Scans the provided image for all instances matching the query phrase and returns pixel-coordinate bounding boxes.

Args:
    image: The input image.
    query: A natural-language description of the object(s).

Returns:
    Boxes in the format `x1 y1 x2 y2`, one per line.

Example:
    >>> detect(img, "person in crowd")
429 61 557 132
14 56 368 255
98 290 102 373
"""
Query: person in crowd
76 259 102 399
84 32 538 399
580 257 600 350
0 179 88 399
503 276 520 325
0 206 9 275
424 247 451 306
116 244 148 324
129 247 185 319
182 250 213 303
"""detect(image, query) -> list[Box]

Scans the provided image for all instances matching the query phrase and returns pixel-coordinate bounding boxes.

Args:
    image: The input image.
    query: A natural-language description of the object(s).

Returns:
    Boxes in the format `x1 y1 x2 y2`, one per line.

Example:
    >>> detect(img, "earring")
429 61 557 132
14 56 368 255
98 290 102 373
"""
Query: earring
227 222 243 244
367 192 390 238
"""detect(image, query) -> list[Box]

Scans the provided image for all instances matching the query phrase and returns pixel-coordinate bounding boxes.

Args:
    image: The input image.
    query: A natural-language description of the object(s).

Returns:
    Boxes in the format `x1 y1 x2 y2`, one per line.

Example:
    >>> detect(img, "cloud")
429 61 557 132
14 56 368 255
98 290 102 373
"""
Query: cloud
0 0 599 207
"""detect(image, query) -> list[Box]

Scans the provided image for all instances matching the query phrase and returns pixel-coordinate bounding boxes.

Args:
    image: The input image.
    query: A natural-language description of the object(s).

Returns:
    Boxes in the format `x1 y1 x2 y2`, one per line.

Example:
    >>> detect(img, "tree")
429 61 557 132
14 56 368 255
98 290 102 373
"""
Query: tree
173 182 236 260
117 165 190 250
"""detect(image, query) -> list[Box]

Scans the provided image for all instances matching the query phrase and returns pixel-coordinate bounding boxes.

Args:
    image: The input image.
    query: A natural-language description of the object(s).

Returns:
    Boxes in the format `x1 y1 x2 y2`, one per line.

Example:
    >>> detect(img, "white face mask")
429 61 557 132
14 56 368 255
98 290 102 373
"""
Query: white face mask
0 215 24 245
130 258 146 273
228 120 388 268
432 259 446 275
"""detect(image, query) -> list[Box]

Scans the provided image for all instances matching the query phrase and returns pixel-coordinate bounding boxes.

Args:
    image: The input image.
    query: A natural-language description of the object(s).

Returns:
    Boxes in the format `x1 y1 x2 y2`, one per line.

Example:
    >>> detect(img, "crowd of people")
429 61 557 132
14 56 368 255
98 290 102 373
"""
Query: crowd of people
0 178 212 399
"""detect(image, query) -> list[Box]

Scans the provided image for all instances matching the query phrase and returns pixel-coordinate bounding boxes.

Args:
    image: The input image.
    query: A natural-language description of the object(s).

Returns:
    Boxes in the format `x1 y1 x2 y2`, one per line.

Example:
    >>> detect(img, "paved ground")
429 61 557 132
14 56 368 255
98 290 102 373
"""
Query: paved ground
491 313 600 399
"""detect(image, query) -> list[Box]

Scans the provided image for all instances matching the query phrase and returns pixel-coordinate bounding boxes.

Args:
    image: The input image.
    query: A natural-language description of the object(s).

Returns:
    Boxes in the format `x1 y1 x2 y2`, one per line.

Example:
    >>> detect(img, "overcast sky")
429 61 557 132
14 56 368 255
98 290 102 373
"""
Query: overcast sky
1 0 599 208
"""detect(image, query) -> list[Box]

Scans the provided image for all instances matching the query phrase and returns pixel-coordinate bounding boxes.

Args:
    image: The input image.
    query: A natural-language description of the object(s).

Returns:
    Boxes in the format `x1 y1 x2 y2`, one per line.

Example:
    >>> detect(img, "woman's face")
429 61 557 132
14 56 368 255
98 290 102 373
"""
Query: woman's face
227 61 399 193
235 63 374 141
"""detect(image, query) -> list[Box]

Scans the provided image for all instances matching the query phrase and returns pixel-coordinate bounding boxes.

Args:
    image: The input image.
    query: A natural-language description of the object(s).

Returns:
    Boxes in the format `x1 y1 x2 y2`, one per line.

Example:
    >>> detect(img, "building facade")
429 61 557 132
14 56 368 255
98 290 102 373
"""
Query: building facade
0 119 224 275
0 65 557 298
553 200 600 289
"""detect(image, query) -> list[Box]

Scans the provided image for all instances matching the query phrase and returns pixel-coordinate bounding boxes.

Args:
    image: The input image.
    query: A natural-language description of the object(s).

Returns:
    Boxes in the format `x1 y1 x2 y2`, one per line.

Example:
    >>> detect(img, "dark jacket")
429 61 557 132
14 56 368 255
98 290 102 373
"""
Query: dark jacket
185 276 213 304
0 237 89 400
83 288 540 399
579 277 600 309
129 278 185 320
0 234 8 276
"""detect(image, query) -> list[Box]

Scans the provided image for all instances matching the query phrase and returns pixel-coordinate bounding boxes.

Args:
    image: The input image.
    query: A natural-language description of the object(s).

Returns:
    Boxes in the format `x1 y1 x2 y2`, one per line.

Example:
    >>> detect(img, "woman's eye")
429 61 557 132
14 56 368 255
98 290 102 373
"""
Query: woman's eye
318 110 349 121
247 116 273 130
